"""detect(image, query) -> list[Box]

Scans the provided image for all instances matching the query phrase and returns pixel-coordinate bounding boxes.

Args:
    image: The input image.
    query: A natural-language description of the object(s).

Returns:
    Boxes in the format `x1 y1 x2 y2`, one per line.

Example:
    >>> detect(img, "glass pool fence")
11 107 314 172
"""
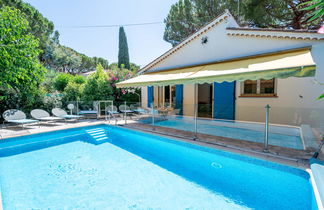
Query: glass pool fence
1 99 323 157
115 101 324 154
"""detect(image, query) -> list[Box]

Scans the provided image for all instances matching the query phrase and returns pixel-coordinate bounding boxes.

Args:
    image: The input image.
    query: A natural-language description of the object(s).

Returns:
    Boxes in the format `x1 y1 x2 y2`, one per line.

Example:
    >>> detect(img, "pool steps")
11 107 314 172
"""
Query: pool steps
85 128 109 145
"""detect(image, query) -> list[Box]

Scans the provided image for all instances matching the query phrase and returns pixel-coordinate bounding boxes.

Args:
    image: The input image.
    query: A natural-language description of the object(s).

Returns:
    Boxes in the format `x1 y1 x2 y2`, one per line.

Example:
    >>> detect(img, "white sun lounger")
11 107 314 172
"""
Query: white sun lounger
2 109 39 129
52 108 82 121
31 109 62 124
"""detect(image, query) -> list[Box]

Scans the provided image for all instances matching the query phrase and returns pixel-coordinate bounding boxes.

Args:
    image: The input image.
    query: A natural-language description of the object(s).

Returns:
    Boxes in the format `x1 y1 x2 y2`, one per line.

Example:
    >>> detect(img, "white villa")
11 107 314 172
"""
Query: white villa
117 10 324 129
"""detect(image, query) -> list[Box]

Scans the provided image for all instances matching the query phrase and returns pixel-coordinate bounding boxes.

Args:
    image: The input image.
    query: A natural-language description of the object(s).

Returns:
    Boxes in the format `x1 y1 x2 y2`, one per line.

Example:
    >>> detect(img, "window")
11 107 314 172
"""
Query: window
171 85 176 107
157 85 176 107
243 80 257 94
164 85 170 104
260 79 275 94
241 79 276 97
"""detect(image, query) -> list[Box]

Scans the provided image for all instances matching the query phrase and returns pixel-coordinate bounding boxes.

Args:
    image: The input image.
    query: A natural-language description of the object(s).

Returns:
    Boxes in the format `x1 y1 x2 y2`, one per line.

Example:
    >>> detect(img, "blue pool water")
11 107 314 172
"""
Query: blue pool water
154 116 303 149
0 125 317 209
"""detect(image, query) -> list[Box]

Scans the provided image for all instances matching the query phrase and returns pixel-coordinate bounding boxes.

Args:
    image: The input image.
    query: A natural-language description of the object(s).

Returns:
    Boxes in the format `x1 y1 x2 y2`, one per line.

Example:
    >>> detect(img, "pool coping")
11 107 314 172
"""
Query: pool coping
308 168 324 209
0 122 322 209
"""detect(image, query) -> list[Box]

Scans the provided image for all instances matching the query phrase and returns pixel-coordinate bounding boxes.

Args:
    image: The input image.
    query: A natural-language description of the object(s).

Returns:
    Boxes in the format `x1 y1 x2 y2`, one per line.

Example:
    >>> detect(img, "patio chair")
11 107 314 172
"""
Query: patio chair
105 105 121 124
52 108 82 122
2 109 39 129
119 104 134 120
31 109 62 124
119 105 134 114
130 104 147 114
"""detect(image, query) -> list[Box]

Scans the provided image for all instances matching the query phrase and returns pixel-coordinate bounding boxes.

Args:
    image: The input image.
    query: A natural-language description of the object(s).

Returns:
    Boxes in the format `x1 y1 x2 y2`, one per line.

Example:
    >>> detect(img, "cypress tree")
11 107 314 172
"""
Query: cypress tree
118 26 130 69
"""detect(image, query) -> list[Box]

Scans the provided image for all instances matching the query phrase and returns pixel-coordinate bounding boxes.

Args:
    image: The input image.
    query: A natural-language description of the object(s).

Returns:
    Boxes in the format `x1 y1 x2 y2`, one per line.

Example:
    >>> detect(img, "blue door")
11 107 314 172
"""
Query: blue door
213 82 235 120
147 86 154 107
175 85 183 115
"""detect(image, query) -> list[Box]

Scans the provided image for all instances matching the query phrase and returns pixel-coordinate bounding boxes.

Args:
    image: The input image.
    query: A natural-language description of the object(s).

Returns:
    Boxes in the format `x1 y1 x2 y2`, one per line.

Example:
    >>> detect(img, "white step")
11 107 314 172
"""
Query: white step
95 137 109 141
92 134 106 138
90 132 105 136
86 129 104 134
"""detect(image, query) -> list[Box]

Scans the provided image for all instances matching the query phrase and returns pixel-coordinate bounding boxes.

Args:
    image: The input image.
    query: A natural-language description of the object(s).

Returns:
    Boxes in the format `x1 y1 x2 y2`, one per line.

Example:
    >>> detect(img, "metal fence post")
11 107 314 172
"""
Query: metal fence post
104 101 107 121
152 104 155 130
124 101 127 125
194 84 198 140
98 101 101 118
76 100 79 116
264 104 271 152
194 104 198 140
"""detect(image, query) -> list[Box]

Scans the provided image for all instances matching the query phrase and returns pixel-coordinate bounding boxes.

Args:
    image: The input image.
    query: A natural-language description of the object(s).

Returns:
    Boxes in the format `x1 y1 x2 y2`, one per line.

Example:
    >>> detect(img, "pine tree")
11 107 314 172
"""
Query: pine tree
164 0 322 46
118 27 130 69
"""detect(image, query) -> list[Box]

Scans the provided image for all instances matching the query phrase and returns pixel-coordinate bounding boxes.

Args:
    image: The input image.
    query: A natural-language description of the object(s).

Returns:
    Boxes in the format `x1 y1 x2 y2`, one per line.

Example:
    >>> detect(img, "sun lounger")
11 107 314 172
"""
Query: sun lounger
31 109 62 124
2 109 39 128
52 108 82 121
78 110 98 119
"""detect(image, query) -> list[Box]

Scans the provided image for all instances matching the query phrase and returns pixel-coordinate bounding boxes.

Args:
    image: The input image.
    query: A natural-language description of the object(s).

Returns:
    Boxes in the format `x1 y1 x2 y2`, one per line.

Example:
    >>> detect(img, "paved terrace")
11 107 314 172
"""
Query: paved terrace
0 119 322 169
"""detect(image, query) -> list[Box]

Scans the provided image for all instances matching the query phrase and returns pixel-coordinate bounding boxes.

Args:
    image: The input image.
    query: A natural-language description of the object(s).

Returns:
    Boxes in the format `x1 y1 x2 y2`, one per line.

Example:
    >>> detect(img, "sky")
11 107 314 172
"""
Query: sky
24 0 178 67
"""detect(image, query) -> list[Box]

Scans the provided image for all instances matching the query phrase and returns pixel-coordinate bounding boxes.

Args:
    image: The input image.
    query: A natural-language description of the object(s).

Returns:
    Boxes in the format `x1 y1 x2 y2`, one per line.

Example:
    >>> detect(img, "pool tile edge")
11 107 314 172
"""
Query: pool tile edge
307 168 324 209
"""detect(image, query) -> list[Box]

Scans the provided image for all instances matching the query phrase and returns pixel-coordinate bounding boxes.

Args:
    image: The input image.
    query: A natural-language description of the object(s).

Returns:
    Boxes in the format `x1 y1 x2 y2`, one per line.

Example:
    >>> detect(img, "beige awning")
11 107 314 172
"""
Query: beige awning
116 49 316 88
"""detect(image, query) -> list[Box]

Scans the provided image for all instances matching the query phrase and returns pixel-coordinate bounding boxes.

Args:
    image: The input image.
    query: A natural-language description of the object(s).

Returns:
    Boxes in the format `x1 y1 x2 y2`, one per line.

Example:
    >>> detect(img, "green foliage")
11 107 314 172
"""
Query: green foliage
164 0 323 46
244 0 322 29
63 82 84 101
109 62 140 73
0 6 46 92
73 75 86 84
82 64 113 101
44 42 110 74
118 27 130 69
300 0 324 22
0 0 54 59
54 73 73 92
0 6 48 119
42 70 60 92
318 93 324 100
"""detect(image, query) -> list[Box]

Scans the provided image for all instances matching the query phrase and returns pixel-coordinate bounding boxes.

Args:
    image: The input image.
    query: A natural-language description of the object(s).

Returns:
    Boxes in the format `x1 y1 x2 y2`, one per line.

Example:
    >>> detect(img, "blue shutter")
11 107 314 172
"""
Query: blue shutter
213 82 235 120
147 86 154 107
175 84 183 115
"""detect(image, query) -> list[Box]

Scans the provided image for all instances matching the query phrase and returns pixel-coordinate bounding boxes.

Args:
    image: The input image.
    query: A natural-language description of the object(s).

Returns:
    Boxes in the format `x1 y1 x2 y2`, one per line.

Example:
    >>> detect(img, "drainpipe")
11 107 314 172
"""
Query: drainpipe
124 101 127 125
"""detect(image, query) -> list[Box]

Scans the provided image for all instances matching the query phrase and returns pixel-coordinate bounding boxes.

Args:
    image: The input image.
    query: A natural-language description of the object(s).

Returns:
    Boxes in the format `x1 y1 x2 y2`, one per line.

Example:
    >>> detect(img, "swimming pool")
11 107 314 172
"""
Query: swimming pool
153 116 304 150
0 125 318 209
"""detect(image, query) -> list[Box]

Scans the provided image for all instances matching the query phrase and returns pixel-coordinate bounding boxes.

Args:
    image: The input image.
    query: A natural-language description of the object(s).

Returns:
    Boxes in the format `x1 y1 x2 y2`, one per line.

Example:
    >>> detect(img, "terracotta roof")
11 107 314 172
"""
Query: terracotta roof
226 27 324 40
226 27 319 34
139 10 234 74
